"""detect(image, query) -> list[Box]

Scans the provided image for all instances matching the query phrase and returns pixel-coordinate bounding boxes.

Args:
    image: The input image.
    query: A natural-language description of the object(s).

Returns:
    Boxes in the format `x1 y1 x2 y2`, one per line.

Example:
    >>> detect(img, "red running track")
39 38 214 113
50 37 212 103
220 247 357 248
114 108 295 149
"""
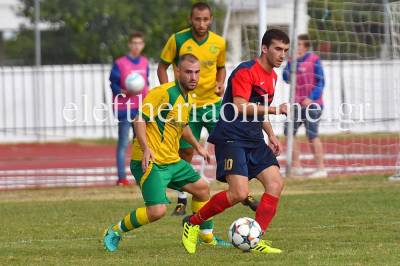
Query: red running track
0 138 399 189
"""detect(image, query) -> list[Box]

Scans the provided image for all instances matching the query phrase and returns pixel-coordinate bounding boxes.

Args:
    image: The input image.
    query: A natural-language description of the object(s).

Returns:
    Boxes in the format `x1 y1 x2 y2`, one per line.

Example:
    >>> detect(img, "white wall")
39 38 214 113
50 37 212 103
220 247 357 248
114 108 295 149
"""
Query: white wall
0 60 399 142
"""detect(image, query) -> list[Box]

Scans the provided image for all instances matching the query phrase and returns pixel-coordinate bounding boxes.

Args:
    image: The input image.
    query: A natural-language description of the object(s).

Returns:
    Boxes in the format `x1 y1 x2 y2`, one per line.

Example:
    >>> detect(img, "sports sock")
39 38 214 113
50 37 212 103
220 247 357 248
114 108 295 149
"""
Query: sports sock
112 221 123 233
177 192 187 205
255 193 279 234
189 191 232 225
112 207 150 233
191 199 214 243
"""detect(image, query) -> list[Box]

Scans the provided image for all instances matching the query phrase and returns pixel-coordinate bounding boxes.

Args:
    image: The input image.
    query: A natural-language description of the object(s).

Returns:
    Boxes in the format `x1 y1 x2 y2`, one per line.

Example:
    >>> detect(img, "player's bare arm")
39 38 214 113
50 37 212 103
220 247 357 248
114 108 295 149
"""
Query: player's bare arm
263 121 282 156
157 62 170 84
182 125 211 163
264 103 288 115
215 67 226 96
233 96 280 115
133 117 155 171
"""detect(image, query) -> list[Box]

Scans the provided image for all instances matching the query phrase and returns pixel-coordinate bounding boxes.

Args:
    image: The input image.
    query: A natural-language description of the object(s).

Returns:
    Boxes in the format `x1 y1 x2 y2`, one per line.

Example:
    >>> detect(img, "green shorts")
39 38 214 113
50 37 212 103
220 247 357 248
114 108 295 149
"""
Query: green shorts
130 159 201 206
180 101 221 149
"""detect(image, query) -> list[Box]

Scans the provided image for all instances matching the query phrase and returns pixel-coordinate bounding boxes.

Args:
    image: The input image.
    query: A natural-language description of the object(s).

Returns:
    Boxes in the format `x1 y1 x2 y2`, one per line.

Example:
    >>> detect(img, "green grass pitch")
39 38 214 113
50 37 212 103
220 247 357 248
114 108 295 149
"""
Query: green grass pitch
1 175 399 265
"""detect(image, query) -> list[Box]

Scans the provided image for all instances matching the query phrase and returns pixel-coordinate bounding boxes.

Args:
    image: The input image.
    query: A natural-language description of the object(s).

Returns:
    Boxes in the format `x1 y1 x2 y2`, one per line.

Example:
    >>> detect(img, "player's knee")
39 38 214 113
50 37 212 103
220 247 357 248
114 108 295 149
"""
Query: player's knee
308 136 317 143
268 177 284 194
147 205 167 221
229 189 249 204
193 184 210 202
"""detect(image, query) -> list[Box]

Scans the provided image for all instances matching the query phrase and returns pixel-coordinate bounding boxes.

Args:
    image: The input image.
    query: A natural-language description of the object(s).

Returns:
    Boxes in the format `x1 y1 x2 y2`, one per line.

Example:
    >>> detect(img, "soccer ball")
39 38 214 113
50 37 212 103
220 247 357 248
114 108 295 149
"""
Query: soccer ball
228 217 262 251
125 72 145 94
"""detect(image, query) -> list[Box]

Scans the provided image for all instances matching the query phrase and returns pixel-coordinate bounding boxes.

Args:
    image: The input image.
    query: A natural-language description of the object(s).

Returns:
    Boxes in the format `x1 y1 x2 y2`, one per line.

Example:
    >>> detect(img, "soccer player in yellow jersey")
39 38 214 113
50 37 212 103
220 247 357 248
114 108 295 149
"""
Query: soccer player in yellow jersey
103 54 225 253
157 1 259 216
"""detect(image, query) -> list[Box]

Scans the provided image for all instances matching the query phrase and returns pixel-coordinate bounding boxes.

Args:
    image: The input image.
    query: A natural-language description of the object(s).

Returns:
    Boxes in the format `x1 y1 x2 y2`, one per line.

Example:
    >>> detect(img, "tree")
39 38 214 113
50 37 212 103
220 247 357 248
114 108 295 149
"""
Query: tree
4 0 225 65
307 0 388 60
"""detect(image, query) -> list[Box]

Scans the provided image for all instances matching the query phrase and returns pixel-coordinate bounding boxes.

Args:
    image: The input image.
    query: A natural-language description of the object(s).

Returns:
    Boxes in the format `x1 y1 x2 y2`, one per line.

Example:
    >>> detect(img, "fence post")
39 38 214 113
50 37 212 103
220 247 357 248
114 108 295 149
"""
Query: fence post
285 0 299 178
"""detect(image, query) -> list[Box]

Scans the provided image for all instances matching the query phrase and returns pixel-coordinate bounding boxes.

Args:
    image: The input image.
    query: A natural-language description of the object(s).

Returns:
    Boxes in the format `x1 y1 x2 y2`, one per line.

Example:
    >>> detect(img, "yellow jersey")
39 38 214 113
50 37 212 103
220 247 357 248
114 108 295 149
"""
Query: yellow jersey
131 81 192 164
160 28 226 107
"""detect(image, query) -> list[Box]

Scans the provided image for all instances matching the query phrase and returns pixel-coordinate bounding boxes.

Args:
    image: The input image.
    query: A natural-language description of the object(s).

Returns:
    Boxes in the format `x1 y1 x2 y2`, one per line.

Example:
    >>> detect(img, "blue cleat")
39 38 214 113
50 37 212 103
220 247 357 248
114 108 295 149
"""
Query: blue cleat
199 236 233 247
102 226 122 252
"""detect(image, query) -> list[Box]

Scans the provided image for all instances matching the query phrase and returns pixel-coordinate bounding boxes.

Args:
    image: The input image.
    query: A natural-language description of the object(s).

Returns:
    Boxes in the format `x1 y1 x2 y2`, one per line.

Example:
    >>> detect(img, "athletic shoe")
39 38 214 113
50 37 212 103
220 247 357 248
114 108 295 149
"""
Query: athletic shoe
116 179 133 186
308 169 328 179
250 239 282 254
171 203 186 216
292 167 305 177
199 236 233 247
182 216 200 254
102 226 122 252
241 195 259 211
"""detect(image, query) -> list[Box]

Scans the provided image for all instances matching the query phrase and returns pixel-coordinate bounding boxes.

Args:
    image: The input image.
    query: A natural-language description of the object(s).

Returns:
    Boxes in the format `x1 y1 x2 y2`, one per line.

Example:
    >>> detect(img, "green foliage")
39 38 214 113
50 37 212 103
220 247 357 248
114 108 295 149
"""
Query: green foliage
4 0 225 65
307 0 388 60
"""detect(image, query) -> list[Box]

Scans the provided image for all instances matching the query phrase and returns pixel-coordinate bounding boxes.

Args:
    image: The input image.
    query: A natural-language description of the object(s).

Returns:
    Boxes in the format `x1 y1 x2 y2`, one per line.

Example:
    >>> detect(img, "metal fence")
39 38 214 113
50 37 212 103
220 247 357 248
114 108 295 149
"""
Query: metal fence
1 61 400 142
0 61 399 189
0 64 169 142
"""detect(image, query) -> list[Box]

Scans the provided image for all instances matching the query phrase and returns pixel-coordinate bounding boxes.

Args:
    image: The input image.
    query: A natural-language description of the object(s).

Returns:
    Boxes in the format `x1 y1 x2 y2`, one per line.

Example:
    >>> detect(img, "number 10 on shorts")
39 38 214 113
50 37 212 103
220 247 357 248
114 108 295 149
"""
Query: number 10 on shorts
224 158 233 170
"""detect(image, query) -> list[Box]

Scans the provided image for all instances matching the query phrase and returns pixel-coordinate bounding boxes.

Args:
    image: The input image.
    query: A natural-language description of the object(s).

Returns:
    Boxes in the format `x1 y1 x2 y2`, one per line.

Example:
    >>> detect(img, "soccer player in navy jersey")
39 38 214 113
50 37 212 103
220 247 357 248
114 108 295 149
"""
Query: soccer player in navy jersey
181 29 290 254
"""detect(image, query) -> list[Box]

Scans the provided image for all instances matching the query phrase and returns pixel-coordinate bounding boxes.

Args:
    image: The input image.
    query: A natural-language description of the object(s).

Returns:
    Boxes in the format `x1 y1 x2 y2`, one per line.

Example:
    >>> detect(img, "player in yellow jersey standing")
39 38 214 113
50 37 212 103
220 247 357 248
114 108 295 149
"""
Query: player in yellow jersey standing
103 54 220 253
157 2 259 217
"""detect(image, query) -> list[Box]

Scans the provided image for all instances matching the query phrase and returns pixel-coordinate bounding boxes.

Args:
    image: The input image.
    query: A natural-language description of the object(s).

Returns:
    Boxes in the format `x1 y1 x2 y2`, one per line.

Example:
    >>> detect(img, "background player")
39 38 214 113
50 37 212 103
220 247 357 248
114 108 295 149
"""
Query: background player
103 54 216 252
181 29 290 254
157 1 258 216
283 33 327 178
109 32 149 186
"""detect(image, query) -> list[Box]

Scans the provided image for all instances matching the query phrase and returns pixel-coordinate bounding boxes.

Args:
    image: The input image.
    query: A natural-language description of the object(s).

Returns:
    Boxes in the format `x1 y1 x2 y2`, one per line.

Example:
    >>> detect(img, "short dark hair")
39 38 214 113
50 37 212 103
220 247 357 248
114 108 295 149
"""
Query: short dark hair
261 29 290 48
129 32 144 42
178 53 199 66
298 33 311 48
191 2 212 17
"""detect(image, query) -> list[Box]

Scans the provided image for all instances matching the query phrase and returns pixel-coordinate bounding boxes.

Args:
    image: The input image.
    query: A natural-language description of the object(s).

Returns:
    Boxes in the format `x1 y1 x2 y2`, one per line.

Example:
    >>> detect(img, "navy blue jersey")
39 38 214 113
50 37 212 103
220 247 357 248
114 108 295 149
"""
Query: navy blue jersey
208 59 277 147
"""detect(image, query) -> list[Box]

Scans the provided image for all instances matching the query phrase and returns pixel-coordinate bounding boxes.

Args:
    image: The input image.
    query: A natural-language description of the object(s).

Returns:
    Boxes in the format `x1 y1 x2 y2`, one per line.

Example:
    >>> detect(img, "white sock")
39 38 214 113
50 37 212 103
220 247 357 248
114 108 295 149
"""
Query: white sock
114 221 124 233
178 191 187 199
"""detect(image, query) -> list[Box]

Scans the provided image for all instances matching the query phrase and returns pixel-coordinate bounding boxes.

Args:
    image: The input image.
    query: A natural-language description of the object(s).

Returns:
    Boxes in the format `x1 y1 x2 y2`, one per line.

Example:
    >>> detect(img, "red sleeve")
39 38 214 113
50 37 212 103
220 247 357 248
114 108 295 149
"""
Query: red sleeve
272 70 277 86
231 68 253 101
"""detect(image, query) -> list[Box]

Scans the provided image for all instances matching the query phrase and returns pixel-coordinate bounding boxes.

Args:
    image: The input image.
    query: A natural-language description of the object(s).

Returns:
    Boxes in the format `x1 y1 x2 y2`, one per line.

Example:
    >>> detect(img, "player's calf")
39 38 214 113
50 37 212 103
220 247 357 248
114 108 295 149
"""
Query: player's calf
102 206 151 252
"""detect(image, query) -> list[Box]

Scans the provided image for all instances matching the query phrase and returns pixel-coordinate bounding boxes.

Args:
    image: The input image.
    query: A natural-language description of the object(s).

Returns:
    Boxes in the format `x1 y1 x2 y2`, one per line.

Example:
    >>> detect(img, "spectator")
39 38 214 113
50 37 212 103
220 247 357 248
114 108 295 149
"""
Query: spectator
283 33 327 178
109 32 149 185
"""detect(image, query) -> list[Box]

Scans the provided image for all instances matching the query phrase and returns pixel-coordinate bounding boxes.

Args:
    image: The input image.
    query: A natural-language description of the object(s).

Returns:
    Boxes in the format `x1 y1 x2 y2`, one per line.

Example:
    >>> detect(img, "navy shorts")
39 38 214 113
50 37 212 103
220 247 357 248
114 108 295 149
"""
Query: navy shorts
214 142 280 183
284 104 322 140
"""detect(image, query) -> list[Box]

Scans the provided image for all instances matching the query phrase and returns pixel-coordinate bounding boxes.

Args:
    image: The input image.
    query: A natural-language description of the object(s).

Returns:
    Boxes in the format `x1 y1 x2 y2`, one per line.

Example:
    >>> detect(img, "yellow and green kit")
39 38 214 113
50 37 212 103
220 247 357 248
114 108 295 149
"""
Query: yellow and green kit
160 28 226 149
103 81 216 250
131 81 201 205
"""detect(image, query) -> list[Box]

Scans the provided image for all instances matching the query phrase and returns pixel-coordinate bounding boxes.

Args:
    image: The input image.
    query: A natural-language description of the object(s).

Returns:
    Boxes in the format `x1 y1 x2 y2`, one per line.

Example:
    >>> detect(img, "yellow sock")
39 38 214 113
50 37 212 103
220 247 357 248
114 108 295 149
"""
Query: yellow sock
199 232 214 243
192 199 214 243
191 199 208 213
115 207 150 233
112 223 121 232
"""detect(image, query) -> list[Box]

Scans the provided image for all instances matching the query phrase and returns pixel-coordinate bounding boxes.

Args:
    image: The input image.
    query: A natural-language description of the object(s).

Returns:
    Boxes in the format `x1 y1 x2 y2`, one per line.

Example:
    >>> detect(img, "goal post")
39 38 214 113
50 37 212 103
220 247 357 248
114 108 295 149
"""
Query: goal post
221 0 400 178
